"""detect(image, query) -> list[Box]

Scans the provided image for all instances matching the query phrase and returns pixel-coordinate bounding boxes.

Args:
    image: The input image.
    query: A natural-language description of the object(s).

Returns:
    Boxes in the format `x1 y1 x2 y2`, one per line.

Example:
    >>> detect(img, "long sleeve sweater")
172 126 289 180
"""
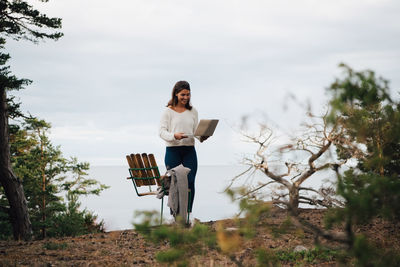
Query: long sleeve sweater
167 164 190 221
159 107 198 147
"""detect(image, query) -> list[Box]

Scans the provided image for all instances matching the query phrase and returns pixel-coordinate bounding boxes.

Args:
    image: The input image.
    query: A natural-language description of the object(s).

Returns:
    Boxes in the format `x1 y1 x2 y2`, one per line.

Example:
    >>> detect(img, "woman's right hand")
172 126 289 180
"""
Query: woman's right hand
174 132 188 140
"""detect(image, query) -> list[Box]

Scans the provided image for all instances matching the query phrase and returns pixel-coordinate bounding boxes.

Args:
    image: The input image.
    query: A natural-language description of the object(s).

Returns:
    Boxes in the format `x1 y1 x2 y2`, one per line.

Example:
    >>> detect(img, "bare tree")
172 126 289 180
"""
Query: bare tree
228 112 347 216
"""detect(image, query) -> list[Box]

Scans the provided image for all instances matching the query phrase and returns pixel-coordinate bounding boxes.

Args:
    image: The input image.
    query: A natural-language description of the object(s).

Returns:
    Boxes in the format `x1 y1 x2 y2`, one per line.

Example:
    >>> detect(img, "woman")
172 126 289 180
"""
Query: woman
159 81 207 218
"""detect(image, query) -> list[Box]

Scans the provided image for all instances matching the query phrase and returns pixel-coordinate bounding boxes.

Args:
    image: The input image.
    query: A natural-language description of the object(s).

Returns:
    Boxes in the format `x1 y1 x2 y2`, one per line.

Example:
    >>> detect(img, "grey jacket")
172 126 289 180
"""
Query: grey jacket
167 164 191 222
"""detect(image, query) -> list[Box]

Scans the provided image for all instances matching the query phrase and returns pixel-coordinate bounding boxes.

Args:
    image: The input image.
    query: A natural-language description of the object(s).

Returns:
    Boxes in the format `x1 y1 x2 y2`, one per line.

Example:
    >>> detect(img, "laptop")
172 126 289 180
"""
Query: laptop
186 119 219 137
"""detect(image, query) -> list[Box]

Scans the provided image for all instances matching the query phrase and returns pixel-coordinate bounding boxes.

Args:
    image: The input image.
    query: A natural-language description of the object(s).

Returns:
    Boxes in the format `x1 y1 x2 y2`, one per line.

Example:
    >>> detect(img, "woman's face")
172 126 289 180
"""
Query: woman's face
175 89 191 106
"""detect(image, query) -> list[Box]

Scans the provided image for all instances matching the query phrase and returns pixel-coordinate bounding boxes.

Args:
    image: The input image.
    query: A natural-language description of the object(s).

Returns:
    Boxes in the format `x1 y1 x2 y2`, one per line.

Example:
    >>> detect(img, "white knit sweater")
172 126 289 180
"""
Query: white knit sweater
159 107 198 147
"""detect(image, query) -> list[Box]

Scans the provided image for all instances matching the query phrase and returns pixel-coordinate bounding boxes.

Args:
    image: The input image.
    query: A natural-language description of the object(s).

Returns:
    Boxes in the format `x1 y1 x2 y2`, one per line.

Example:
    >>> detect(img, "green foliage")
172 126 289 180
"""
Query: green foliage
155 248 185 264
326 172 400 228
255 248 280 267
229 187 272 239
326 64 400 221
43 242 68 250
0 0 63 241
0 117 108 239
0 38 31 119
0 0 63 122
256 247 342 266
237 64 400 266
240 200 271 238
325 64 400 264
328 63 391 116
280 247 340 263
350 235 400 267
255 247 342 266
0 38 31 90
0 0 63 42
133 211 216 265
48 195 105 237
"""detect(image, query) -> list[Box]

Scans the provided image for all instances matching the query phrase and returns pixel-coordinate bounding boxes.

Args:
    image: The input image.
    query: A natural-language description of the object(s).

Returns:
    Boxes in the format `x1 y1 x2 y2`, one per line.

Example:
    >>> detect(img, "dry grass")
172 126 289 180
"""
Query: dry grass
1 208 399 266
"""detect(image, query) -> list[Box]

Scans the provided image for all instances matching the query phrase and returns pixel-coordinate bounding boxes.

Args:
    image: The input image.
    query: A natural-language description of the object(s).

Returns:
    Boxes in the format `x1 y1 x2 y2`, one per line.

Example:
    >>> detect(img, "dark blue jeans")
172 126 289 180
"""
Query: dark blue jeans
165 146 197 212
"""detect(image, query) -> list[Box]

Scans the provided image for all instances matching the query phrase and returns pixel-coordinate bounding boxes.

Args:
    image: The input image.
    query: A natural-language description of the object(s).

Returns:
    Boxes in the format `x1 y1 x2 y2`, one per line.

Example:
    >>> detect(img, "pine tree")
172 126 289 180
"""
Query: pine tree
0 0 62 240
1 117 108 239
326 64 400 265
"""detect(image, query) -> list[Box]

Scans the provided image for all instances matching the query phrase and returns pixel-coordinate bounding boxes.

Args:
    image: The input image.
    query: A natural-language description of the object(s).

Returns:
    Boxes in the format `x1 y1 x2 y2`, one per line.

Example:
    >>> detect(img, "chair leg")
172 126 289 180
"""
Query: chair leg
187 190 191 224
160 196 164 224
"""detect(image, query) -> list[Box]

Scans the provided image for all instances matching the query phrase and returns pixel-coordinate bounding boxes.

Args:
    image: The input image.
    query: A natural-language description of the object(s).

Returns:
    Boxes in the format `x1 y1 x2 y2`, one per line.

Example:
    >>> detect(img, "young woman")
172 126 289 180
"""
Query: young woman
159 81 207 217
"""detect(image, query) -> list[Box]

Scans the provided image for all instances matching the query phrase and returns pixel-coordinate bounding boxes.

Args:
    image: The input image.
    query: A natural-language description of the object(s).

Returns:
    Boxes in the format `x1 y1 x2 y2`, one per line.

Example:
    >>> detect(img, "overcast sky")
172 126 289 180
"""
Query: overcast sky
6 0 400 166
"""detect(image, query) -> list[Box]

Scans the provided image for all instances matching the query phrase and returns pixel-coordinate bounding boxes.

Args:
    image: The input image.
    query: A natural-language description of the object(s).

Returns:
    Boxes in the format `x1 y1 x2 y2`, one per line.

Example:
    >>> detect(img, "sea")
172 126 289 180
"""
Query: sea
82 165 329 231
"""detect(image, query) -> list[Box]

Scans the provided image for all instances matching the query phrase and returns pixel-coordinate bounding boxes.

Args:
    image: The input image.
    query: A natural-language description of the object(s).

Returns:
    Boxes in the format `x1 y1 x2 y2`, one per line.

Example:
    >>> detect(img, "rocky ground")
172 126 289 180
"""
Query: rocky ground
1 208 399 266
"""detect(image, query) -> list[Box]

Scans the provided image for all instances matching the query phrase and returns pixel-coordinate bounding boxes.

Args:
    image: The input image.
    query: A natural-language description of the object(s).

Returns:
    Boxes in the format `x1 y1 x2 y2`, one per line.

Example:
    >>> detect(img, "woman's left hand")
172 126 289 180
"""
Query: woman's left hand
200 136 209 143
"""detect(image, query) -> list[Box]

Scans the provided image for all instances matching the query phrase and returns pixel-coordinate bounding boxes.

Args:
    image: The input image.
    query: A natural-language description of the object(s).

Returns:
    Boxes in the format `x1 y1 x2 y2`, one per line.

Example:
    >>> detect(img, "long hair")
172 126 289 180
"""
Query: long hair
167 80 192 110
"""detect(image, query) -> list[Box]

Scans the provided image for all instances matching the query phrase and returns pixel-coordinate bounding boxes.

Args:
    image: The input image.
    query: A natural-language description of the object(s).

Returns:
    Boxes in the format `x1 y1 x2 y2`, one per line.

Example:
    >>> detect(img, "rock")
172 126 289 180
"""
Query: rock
293 245 307 252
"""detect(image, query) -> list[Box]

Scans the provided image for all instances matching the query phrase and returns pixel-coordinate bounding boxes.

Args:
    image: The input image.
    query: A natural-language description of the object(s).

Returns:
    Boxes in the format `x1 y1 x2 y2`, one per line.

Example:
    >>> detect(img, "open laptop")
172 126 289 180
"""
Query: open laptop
186 119 219 137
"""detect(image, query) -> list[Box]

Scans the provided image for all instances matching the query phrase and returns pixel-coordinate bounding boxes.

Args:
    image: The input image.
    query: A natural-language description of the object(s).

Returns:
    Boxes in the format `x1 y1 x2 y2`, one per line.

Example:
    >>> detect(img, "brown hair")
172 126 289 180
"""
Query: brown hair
167 80 192 110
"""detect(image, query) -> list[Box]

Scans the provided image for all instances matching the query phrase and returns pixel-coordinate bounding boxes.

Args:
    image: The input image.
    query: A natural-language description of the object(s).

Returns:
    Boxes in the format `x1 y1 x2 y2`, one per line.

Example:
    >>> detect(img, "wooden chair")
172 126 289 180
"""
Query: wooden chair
126 153 192 225
126 153 167 223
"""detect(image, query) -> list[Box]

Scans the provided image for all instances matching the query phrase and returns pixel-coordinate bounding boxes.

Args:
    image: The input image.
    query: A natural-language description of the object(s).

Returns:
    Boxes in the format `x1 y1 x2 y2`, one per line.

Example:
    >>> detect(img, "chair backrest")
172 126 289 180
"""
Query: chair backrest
126 153 162 187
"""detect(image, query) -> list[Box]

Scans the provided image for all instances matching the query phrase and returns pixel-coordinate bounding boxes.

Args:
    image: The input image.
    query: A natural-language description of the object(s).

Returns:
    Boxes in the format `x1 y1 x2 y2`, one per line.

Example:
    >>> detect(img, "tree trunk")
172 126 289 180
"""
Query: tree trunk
0 88 32 240
288 185 300 216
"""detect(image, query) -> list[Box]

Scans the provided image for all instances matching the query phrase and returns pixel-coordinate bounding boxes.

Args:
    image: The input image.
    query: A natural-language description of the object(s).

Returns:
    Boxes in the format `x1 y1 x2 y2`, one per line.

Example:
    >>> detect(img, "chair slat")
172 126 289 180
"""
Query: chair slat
126 154 143 186
148 154 162 186
130 153 145 186
142 153 156 185
134 153 150 185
